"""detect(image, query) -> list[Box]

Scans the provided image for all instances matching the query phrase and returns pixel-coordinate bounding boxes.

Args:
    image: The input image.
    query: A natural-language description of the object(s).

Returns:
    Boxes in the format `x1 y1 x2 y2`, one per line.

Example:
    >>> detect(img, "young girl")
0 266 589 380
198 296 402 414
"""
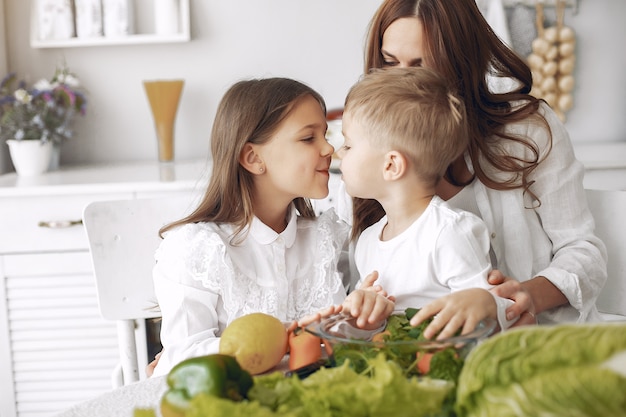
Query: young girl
151 77 392 376
340 67 515 339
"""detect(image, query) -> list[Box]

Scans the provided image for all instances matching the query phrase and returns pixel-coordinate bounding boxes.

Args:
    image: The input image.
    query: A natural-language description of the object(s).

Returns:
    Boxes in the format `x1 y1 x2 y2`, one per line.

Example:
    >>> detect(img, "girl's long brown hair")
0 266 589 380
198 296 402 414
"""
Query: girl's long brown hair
355 0 550 236
159 78 325 241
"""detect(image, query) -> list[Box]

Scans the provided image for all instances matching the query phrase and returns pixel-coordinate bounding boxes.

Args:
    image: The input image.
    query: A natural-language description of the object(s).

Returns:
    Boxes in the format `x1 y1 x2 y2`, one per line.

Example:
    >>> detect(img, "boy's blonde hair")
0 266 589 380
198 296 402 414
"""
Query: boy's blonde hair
344 67 468 185
345 67 468 240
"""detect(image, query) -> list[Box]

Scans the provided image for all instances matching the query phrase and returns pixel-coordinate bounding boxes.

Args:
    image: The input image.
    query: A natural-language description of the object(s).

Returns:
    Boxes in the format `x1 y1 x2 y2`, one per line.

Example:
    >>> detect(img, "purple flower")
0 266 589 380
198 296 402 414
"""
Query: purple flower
0 66 87 143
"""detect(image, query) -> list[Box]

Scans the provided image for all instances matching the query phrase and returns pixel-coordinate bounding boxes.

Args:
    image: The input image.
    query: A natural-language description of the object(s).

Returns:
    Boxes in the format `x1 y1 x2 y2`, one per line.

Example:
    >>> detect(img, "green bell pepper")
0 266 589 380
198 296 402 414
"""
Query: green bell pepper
161 354 254 417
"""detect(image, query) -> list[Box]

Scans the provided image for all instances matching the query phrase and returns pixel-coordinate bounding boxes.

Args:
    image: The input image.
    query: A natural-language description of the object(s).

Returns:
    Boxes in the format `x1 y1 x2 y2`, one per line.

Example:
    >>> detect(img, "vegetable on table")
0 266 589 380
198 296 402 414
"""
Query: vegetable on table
287 327 322 371
161 353 253 417
331 308 465 382
456 323 626 417
183 354 454 417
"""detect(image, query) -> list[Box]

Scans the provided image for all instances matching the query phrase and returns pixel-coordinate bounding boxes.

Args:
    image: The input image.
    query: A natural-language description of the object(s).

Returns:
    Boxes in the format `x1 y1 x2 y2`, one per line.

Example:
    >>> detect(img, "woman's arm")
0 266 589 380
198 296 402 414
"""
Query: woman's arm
490 104 607 322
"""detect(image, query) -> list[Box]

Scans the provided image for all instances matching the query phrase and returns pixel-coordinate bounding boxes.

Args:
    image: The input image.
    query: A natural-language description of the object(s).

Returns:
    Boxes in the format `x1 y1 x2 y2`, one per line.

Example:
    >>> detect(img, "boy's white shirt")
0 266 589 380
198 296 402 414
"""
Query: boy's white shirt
354 195 515 330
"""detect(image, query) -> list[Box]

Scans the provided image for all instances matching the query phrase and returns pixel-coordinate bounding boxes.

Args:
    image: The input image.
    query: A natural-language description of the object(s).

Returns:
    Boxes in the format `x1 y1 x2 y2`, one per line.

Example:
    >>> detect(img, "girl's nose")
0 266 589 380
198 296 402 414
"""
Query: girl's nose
322 140 334 156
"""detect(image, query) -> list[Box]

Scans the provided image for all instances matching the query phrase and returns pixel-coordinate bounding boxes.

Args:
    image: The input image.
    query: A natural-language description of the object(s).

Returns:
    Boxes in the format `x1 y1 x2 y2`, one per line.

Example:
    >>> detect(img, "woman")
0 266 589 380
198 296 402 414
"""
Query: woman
351 0 607 326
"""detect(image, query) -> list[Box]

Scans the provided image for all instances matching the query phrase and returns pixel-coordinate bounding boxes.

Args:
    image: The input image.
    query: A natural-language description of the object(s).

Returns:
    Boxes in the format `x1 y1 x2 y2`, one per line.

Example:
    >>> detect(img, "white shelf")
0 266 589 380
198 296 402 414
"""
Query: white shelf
30 0 190 49
501 0 579 13
30 32 190 48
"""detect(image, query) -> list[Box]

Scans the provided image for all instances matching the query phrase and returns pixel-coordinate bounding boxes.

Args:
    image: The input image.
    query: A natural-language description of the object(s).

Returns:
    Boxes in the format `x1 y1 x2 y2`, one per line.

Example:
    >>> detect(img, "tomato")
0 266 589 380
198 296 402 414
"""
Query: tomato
416 351 434 375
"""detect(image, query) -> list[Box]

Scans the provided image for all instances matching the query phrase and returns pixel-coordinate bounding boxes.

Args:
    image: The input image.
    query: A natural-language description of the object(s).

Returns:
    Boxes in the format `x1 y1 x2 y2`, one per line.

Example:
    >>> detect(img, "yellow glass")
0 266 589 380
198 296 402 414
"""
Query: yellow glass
143 80 184 162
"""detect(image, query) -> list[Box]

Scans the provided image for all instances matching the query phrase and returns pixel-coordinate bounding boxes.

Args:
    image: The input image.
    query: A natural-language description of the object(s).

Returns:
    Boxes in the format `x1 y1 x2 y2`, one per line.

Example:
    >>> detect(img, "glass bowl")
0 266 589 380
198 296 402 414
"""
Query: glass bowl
305 313 497 379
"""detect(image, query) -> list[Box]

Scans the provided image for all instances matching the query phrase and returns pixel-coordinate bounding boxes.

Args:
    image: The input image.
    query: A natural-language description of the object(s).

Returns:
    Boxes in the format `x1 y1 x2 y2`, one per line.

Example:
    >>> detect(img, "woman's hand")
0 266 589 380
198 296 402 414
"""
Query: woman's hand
410 288 497 340
488 270 537 326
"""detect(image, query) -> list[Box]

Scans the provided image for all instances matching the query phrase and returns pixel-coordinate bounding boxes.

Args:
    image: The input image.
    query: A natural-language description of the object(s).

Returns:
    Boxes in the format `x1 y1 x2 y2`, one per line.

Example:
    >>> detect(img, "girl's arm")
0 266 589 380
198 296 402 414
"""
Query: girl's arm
151 224 226 377
152 267 222 376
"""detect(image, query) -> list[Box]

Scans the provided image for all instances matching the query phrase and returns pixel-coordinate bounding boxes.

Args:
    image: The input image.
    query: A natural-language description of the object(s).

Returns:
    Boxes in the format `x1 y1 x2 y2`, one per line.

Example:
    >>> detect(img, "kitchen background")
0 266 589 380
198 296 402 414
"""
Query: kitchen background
0 0 625 174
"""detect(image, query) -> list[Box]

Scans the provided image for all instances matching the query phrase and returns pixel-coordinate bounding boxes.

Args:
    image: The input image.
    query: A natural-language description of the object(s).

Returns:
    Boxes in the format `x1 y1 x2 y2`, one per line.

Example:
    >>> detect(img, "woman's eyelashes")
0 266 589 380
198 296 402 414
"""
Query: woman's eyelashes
382 58 423 68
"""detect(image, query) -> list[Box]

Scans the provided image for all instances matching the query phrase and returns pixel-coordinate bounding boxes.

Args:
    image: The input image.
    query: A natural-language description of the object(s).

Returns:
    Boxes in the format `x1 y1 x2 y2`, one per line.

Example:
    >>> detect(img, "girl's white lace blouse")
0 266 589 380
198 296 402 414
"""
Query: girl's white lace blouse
151 206 349 376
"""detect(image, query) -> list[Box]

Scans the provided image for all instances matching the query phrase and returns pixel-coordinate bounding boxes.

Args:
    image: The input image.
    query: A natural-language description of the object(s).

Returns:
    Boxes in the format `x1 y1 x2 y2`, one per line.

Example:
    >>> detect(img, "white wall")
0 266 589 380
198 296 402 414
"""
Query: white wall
0 0 11 172
2 0 626 168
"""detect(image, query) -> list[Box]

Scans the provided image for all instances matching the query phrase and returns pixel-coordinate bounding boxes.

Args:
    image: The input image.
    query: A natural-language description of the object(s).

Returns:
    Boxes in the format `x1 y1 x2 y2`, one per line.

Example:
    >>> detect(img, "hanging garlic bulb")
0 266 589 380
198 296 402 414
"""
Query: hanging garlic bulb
527 0 576 122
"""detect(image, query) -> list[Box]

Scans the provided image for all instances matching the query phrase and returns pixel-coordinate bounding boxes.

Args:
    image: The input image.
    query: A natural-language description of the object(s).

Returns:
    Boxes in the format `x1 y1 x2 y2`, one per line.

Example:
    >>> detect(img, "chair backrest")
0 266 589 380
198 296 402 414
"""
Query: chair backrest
586 189 626 317
83 197 195 321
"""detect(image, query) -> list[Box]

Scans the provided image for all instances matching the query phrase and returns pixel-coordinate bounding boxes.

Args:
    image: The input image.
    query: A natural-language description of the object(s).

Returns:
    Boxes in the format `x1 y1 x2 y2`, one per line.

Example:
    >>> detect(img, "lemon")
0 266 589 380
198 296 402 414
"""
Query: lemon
219 312 288 375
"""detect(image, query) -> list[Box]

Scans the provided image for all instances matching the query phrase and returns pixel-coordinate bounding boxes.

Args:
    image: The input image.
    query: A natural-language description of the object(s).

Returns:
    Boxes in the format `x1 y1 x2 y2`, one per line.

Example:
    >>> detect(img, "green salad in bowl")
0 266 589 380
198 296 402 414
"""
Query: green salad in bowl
305 308 497 382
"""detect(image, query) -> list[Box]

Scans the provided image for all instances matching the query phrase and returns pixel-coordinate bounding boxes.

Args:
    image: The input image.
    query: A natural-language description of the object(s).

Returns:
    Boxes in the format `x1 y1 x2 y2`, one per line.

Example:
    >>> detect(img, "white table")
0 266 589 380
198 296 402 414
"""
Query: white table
53 356 293 417
53 376 168 417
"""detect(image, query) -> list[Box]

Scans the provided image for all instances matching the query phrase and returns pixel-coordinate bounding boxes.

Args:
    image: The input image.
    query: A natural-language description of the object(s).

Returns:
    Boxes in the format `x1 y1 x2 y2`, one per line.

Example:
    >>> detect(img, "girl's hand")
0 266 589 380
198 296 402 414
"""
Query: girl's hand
146 350 162 377
296 305 343 328
488 270 537 326
342 289 394 329
409 288 497 340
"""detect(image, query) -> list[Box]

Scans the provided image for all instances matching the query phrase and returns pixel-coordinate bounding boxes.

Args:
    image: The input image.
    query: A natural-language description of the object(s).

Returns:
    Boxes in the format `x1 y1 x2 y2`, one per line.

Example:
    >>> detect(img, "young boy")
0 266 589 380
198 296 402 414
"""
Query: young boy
338 67 515 339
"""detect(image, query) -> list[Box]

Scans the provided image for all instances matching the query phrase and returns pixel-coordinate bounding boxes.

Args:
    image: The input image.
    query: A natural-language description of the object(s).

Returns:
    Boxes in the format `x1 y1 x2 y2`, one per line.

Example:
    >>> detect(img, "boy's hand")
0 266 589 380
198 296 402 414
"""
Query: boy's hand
342 289 394 329
410 288 496 340
359 270 396 302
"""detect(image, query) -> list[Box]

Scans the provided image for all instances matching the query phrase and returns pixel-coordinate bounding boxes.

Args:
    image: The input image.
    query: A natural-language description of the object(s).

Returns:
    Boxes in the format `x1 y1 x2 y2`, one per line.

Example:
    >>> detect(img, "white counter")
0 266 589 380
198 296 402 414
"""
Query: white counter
0 159 211 197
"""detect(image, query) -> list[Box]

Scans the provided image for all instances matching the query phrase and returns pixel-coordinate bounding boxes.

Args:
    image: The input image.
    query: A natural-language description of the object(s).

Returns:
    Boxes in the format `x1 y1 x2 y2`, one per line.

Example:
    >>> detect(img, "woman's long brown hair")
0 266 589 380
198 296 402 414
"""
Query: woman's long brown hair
159 78 325 241
353 0 550 238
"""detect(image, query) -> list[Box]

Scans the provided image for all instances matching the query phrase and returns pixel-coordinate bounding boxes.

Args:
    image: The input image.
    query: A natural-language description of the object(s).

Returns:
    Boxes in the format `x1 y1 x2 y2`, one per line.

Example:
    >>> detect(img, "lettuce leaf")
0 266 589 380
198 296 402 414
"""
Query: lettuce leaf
456 323 626 417
187 354 454 417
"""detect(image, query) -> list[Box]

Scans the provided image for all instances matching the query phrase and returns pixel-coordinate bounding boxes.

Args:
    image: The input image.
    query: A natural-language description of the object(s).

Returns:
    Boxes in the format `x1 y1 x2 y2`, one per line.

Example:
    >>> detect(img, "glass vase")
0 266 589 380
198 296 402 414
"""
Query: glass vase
143 79 184 163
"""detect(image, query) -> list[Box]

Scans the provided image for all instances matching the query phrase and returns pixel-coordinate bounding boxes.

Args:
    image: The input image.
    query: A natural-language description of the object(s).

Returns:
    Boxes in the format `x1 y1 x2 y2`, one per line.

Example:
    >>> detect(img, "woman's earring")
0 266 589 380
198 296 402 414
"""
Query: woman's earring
259 167 265 173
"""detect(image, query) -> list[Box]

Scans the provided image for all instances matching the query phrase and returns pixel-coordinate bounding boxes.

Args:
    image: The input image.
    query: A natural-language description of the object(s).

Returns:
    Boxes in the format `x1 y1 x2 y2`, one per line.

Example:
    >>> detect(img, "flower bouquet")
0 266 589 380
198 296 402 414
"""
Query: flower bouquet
0 66 87 144
0 66 87 175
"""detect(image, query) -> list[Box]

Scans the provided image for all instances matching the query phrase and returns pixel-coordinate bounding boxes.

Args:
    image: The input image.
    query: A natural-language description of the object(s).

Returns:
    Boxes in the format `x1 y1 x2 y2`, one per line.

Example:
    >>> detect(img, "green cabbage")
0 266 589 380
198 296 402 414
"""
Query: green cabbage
456 323 626 417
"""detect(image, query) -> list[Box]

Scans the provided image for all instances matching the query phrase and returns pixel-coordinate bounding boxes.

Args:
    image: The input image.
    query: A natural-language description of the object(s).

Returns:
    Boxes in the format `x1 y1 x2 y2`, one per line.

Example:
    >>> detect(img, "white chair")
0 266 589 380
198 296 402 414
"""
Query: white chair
586 189 626 320
82 196 196 387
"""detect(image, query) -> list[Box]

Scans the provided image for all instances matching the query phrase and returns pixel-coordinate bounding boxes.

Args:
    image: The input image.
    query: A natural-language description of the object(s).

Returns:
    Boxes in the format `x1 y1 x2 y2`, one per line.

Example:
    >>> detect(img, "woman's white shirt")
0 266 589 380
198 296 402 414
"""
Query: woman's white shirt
338 102 607 324
151 206 349 376
468 102 607 323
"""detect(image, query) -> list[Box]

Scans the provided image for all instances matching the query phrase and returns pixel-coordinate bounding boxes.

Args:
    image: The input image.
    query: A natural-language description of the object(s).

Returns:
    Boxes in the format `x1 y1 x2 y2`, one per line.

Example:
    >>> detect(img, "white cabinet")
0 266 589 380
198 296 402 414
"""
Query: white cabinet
0 160 206 417
30 0 191 48
0 252 118 417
